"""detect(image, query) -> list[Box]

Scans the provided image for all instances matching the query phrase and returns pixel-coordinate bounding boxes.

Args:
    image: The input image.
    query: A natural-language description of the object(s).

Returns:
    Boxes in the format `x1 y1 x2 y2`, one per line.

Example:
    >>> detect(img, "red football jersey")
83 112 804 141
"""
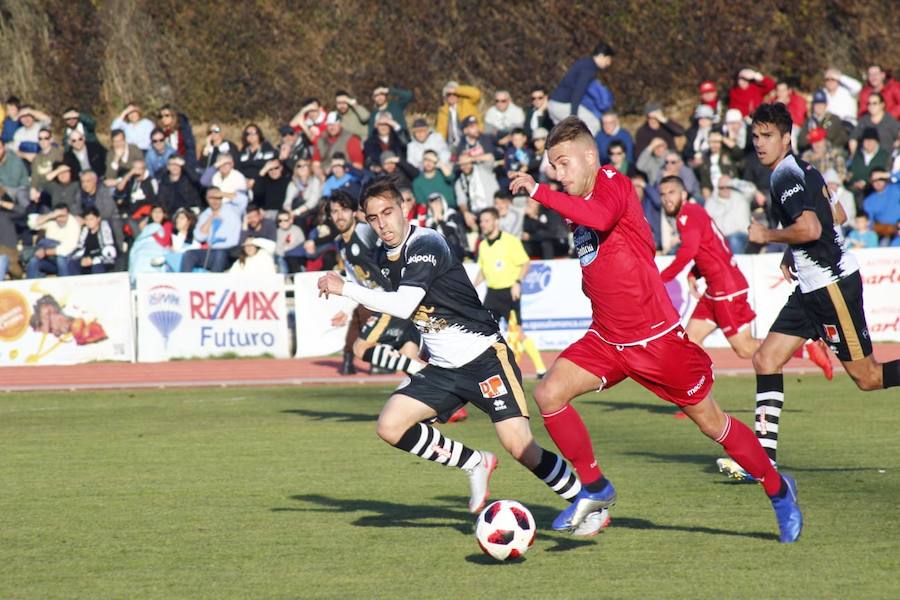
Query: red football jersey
533 167 679 345
659 201 749 298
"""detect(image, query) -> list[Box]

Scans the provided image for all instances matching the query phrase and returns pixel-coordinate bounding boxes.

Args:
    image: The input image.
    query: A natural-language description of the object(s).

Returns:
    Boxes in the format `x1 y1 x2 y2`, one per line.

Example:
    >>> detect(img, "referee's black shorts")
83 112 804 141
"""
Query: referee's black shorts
395 341 528 423
770 271 872 362
484 287 521 325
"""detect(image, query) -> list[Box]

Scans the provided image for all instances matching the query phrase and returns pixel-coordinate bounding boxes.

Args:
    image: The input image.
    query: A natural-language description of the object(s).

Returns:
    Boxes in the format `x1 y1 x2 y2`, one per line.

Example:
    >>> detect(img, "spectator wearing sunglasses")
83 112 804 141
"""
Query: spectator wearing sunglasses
145 127 177 179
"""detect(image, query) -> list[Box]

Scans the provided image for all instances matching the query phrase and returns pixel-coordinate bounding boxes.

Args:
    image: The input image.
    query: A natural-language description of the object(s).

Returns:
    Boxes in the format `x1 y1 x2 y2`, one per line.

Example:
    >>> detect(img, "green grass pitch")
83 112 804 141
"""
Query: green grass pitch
2 376 898 599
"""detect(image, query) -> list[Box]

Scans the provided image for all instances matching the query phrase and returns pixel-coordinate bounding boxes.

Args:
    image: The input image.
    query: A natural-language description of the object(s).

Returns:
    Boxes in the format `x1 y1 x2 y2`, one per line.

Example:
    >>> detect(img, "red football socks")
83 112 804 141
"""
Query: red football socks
541 404 603 485
716 414 782 496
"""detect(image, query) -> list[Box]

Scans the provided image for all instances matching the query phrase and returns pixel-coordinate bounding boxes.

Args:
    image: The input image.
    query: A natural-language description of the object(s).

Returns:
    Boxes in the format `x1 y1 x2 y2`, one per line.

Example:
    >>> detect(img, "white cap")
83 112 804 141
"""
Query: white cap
325 111 341 125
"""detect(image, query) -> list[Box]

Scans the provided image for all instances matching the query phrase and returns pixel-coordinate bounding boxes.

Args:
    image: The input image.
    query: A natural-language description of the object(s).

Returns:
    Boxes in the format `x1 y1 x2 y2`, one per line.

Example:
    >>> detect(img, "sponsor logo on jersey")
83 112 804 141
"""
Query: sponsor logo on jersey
408 254 437 266
492 398 508 412
779 183 803 204
572 226 599 267
823 324 841 344
350 243 360 256
479 375 508 399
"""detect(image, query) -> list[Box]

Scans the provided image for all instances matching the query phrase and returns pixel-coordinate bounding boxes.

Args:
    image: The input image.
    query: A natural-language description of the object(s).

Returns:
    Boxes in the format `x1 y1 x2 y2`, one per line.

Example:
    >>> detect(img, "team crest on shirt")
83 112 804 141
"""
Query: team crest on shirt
572 226 599 267
479 375 508 399
823 324 841 344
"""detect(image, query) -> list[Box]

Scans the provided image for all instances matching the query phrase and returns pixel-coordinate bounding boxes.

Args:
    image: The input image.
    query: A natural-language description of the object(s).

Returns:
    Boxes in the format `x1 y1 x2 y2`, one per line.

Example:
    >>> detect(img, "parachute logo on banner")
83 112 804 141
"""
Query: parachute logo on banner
147 284 183 349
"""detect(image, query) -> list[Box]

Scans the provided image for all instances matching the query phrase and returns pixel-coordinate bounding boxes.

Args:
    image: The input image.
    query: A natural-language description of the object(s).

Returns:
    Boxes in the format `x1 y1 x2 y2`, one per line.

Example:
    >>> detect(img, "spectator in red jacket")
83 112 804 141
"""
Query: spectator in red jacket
774 79 807 127
728 68 775 117
858 64 900 120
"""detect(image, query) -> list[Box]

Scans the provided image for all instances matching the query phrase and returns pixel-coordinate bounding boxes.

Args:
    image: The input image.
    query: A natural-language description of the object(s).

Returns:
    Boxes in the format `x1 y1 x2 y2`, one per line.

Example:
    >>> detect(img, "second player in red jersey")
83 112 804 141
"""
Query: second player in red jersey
509 116 802 543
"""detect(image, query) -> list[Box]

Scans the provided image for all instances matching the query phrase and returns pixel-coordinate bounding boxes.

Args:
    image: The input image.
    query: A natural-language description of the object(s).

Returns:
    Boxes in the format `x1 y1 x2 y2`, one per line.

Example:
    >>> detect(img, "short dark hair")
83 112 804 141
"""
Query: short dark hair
246 203 262 213
480 207 500 220
5 95 20 106
607 140 626 154
84 207 101 218
659 175 686 191
111 128 125 140
530 85 547 95
151 127 165 138
510 127 527 137
29 294 62 330
63 106 77 116
751 103 793 137
360 178 403 212
869 92 884 104
329 189 358 212
546 116 594 150
493 189 512 201
592 41 615 57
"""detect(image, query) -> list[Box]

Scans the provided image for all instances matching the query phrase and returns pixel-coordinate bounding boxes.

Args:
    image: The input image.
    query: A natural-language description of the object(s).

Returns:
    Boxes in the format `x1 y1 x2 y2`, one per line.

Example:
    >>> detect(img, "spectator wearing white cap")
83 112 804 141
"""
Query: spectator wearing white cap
11 105 52 162
314 111 364 170
683 104 716 167
406 117 450 169
720 108 749 162
211 153 248 205
435 81 481 147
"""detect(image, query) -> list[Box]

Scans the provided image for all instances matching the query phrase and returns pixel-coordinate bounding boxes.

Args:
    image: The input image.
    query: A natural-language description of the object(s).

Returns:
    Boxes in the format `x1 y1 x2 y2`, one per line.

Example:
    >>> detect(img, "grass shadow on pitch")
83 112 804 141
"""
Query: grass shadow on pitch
280 408 376 422
623 451 722 474
274 494 595 553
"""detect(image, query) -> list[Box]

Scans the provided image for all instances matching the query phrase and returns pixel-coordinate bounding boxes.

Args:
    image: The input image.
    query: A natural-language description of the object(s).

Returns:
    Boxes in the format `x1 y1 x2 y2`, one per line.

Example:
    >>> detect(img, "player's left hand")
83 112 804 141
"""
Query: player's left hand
509 172 536 197
748 221 768 244
317 271 345 298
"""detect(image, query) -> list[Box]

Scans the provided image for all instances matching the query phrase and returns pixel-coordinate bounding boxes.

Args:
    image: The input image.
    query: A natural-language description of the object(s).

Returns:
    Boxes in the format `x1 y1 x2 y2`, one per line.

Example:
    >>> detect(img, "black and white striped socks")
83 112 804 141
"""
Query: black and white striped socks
530 449 582 502
366 344 425 374
755 374 784 464
393 423 481 470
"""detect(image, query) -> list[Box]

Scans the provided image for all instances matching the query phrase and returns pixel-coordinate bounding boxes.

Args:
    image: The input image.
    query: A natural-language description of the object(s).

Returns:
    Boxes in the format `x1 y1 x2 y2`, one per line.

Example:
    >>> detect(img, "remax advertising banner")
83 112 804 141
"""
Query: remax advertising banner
0 273 134 365
135 273 290 361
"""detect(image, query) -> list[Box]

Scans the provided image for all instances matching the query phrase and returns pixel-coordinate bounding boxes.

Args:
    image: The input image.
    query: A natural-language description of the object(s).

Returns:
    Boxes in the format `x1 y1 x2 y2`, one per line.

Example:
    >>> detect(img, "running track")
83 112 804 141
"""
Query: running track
2 345 898 392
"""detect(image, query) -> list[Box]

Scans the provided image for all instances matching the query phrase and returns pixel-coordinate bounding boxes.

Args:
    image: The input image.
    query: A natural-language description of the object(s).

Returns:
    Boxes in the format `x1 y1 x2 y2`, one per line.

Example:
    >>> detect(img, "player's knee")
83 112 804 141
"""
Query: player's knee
533 379 565 412
735 345 755 360
375 417 403 445
752 348 779 373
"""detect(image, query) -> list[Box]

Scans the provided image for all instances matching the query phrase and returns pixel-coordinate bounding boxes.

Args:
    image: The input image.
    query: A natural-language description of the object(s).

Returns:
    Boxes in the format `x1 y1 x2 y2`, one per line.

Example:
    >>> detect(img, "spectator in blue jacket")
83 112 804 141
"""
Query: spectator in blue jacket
863 168 900 244
180 187 247 272
548 41 615 135
595 112 634 163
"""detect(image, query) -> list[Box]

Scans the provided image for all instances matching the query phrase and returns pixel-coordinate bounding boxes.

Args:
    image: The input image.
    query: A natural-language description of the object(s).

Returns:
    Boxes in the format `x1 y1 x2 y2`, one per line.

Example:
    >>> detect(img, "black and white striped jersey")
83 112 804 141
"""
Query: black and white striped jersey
770 154 858 293
380 225 500 368
337 223 390 290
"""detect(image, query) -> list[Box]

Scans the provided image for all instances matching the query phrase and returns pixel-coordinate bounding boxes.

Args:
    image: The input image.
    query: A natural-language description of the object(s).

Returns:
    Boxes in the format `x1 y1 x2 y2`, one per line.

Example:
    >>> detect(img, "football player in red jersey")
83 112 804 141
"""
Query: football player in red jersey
509 117 802 543
657 176 832 379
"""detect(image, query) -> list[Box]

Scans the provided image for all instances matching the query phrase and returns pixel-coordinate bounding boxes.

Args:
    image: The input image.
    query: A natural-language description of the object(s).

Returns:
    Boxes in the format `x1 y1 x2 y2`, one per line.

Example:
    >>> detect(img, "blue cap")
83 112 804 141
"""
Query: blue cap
812 90 827 104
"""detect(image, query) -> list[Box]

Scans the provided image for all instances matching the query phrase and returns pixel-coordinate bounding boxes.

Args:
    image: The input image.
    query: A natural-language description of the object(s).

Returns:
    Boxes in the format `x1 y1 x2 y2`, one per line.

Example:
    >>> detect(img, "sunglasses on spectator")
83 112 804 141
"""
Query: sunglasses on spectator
665 159 681 165
278 218 291 223
152 137 165 143
208 194 224 201
495 97 509 103
39 135 51 141
159 112 173 118
531 94 545 101
70 136 84 142
609 150 624 156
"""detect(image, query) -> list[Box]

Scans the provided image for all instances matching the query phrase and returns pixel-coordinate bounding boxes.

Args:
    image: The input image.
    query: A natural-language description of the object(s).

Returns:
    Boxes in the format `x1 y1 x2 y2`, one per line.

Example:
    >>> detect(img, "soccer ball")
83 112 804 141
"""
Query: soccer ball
475 500 536 561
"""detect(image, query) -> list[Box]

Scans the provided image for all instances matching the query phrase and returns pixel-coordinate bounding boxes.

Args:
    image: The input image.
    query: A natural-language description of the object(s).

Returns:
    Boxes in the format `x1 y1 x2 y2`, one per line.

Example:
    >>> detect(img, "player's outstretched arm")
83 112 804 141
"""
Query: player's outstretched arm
509 171 625 232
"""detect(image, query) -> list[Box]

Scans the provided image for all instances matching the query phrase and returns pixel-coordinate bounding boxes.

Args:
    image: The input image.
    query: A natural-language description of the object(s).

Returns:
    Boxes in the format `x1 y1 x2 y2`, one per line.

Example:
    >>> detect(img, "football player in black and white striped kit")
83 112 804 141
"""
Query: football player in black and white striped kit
318 179 608 535
741 103 899 469
329 191 424 376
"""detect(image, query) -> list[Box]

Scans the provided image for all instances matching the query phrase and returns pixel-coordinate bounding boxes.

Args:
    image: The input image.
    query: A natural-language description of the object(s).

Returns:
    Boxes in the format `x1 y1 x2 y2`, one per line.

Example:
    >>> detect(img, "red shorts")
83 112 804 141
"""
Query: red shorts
690 293 755 338
559 326 714 407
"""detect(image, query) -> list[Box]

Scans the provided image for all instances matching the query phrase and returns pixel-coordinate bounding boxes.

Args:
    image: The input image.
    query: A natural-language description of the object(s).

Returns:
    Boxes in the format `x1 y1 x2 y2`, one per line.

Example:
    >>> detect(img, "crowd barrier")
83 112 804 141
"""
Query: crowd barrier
0 248 897 366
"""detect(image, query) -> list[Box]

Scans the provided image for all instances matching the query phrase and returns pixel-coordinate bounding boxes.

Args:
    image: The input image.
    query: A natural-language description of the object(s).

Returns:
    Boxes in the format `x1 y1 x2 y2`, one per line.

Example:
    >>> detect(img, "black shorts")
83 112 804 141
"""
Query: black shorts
484 287 521 325
770 271 872 362
360 312 421 349
396 341 529 423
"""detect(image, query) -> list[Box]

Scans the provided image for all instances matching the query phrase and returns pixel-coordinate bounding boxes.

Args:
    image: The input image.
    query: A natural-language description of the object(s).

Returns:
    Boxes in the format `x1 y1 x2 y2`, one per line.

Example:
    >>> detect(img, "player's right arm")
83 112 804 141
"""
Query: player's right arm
659 216 701 282
511 171 627 232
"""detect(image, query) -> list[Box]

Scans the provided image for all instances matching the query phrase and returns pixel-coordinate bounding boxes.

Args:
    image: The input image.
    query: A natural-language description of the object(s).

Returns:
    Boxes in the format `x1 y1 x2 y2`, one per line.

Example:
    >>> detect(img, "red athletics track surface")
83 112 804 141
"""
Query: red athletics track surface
1 345 898 392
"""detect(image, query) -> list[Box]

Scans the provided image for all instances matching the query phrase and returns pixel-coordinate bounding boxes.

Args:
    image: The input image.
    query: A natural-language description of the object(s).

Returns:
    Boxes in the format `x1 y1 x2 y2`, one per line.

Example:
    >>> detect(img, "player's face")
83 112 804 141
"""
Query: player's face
547 139 597 197
752 122 791 168
659 182 686 216
329 203 355 234
365 195 408 247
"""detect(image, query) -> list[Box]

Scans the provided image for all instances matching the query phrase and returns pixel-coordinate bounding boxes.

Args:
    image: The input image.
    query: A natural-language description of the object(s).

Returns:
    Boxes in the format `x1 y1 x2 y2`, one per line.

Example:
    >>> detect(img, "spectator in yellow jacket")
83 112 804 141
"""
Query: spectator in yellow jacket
435 81 482 149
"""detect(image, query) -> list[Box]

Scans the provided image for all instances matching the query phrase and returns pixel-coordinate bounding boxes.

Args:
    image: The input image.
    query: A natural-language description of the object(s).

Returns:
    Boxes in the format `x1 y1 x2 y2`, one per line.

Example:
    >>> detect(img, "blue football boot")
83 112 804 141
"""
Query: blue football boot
770 474 803 543
552 479 617 532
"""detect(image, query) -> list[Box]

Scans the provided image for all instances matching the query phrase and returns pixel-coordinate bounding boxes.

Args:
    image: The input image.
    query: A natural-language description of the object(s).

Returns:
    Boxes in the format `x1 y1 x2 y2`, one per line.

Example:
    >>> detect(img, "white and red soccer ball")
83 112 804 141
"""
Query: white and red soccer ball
475 500 536 561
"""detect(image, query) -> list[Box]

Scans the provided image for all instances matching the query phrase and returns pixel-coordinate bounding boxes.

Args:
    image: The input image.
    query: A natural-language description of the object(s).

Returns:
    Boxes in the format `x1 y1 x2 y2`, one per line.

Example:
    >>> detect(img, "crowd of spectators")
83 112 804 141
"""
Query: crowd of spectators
1 48 899 284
